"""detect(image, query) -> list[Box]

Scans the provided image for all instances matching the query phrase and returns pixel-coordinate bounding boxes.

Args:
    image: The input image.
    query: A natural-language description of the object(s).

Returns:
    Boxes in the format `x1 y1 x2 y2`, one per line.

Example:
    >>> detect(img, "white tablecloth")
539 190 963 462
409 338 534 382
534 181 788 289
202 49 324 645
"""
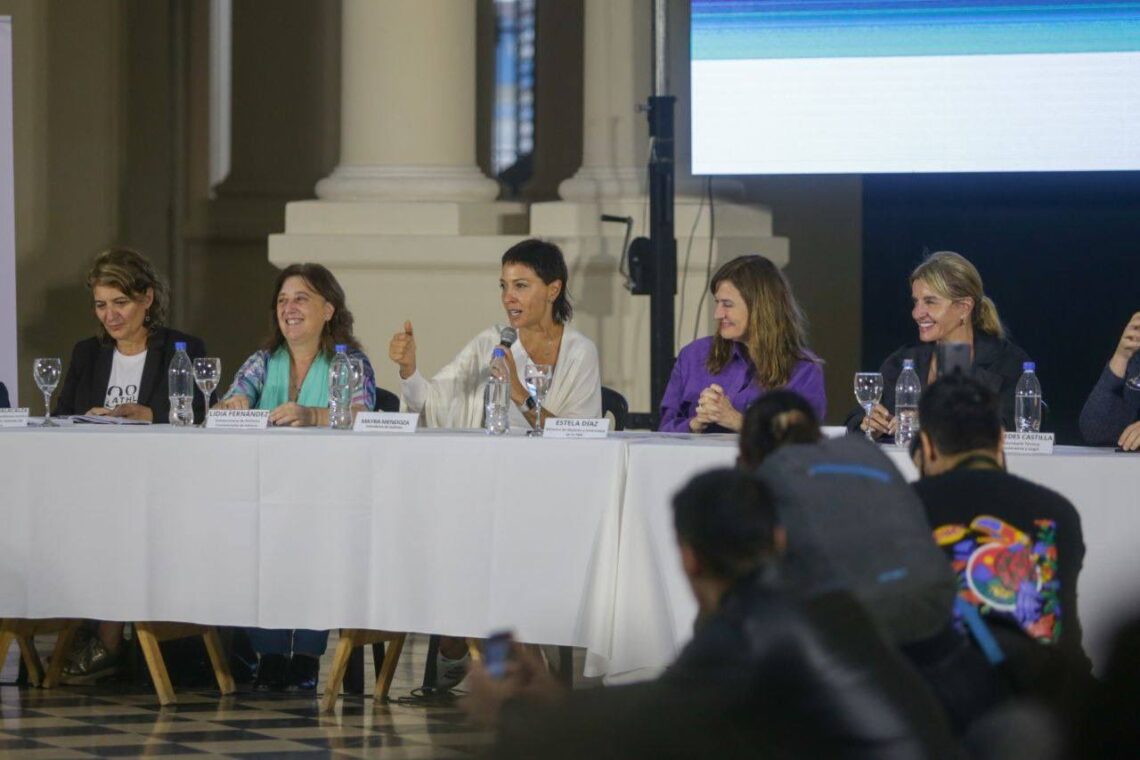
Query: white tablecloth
0 425 626 668
610 438 1140 679
2 426 1136 680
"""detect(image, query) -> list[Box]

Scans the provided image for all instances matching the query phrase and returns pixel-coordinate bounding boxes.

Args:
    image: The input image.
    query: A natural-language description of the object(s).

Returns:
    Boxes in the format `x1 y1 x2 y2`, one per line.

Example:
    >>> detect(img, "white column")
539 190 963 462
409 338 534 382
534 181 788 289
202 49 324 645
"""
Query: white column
315 0 499 201
557 0 651 201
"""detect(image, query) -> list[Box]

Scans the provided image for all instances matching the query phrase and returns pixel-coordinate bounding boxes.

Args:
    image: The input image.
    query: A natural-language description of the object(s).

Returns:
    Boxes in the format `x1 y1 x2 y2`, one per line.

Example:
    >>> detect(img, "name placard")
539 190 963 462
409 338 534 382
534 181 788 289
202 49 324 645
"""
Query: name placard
543 417 611 439
206 409 271 430
353 412 419 433
1004 431 1055 455
0 408 30 428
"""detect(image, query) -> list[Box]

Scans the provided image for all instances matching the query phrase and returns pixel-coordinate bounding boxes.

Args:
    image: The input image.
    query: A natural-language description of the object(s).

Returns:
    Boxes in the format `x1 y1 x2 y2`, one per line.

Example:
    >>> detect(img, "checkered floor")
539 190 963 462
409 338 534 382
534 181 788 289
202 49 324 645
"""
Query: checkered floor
0 633 495 759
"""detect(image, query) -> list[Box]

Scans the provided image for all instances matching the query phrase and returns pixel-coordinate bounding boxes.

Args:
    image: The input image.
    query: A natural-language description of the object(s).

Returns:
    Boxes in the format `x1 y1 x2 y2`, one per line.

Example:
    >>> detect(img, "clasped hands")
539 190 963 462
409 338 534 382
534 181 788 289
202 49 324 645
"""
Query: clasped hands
690 384 743 433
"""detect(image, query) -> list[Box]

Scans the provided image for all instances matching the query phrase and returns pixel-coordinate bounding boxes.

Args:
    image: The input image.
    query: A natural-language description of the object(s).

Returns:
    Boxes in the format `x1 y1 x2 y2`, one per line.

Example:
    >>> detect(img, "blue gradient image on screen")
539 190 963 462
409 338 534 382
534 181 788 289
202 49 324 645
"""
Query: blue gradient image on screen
692 1 1140 60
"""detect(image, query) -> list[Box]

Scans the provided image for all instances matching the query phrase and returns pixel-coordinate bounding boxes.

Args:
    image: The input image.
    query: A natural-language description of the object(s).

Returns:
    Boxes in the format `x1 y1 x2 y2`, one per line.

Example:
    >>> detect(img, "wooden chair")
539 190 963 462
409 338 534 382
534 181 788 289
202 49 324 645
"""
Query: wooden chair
320 629 407 713
0 618 235 706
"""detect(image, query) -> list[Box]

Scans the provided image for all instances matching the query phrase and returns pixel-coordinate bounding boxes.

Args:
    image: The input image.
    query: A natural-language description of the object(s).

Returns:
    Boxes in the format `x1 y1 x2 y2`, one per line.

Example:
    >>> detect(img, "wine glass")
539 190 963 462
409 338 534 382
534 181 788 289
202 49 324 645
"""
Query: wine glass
192 357 221 427
33 357 62 427
853 372 885 441
1127 366 1140 392
524 362 554 436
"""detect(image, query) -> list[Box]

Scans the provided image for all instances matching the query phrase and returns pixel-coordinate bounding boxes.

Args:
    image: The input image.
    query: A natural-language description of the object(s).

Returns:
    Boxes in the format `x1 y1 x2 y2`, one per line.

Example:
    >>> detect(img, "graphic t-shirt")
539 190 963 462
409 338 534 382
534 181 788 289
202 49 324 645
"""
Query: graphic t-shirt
105 349 147 409
913 467 1086 662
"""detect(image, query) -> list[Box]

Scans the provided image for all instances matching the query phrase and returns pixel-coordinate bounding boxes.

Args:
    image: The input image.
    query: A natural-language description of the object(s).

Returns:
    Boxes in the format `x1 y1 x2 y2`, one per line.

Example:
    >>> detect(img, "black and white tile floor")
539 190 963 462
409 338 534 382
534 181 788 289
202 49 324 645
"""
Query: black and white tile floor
0 633 494 759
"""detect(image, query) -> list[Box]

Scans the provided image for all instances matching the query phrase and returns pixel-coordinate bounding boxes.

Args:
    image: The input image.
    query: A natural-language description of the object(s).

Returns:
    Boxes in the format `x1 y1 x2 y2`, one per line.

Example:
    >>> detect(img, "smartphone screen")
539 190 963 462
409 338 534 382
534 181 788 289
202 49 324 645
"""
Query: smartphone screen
483 630 514 679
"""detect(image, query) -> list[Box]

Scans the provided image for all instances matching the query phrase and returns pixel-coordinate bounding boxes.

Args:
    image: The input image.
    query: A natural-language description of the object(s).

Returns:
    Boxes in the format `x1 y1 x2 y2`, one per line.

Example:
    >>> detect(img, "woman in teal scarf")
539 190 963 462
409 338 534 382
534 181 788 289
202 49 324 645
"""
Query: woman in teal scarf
218 263 377 425
216 262 376 691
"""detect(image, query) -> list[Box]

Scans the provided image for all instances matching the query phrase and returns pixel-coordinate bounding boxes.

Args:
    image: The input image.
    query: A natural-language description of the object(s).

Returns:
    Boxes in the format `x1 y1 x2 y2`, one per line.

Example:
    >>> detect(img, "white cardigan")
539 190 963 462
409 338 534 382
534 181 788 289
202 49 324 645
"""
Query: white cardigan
400 324 602 429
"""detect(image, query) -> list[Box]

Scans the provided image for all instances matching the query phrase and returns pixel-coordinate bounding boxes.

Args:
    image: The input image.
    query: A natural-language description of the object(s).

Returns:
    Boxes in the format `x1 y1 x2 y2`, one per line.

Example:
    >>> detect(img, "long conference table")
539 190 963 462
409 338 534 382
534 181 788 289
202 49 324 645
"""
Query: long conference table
1 424 1137 684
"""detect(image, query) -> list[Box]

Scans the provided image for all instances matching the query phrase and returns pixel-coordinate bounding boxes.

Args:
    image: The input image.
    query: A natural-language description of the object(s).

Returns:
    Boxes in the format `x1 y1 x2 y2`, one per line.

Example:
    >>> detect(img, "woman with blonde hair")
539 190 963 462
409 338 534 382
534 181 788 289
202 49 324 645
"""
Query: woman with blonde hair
659 255 825 433
847 250 1031 436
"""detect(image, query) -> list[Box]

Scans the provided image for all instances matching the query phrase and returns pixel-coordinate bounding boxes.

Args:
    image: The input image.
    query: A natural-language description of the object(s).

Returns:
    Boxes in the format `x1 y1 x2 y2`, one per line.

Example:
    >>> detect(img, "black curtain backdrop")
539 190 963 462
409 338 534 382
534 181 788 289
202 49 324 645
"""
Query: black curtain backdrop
862 172 1140 444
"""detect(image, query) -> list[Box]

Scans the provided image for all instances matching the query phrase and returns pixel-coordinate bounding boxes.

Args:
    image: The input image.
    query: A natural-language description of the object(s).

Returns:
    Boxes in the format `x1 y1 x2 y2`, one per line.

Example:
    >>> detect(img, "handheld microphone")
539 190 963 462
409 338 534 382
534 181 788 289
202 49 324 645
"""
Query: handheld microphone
499 326 518 348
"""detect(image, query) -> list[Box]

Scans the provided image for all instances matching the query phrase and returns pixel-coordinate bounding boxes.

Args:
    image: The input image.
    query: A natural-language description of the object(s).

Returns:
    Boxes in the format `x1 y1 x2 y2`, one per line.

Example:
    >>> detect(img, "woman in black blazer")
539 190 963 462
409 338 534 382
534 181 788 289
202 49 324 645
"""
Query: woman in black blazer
55 248 208 684
55 248 207 424
846 251 1031 436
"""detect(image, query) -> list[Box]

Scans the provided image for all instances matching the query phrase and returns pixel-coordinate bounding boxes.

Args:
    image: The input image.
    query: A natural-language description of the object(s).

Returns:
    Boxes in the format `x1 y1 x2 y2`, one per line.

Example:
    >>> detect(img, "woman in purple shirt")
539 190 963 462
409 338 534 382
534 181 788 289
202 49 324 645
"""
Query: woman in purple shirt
659 255 826 433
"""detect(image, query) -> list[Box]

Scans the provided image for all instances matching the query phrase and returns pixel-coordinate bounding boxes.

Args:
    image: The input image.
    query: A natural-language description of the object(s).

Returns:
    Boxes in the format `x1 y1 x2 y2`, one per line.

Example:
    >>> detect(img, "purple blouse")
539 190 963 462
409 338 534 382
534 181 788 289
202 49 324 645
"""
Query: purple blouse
658 336 827 432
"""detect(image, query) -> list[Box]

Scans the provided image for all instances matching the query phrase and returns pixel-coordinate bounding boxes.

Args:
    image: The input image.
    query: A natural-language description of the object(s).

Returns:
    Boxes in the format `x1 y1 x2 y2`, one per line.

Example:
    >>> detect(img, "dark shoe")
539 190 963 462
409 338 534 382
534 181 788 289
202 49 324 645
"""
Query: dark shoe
254 654 289 692
287 654 320 692
61 638 120 685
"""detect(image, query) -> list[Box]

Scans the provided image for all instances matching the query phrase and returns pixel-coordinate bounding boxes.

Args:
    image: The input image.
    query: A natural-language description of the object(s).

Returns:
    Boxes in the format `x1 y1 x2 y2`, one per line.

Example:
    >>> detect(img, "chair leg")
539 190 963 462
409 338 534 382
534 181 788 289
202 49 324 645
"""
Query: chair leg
320 631 358 714
134 624 176 706
42 622 81 688
201 628 236 696
373 634 405 702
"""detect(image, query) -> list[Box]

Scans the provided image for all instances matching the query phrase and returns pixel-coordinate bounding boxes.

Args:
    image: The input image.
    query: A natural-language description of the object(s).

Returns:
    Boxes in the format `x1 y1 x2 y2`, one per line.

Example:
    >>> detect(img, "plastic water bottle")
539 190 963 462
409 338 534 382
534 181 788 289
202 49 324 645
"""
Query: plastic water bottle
483 347 510 435
328 344 353 430
1015 362 1042 433
895 359 921 447
167 342 194 426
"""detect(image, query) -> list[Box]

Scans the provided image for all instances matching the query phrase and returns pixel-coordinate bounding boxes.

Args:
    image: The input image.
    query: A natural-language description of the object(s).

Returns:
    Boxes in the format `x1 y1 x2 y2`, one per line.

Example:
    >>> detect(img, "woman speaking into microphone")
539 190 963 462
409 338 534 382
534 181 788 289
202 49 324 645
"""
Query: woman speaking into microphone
390 238 602 432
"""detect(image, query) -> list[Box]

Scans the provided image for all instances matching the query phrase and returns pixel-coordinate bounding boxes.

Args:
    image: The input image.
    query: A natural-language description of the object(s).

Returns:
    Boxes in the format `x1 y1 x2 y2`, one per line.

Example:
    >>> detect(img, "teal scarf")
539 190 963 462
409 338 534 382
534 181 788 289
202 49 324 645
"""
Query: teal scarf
257 346 331 410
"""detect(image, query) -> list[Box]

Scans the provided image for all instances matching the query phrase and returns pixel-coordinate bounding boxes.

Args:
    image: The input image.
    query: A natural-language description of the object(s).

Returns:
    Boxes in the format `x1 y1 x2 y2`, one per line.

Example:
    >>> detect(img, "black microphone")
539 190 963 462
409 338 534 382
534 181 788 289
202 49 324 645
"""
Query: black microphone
499 326 518 348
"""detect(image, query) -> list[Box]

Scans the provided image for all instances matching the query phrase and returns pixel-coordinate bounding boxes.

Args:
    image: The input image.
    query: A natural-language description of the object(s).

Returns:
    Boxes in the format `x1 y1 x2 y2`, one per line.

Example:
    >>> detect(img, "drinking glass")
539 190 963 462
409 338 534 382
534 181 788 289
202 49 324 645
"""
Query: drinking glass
33 357 63 427
524 362 554 436
853 372 885 441
1127 369 1140 392
192 357 221 427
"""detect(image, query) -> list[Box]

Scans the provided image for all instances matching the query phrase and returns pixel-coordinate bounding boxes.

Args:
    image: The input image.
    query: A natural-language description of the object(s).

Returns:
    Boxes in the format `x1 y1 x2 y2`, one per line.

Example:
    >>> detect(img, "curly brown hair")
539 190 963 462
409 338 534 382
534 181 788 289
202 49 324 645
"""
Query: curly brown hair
86 248 170 341
261 263 361 355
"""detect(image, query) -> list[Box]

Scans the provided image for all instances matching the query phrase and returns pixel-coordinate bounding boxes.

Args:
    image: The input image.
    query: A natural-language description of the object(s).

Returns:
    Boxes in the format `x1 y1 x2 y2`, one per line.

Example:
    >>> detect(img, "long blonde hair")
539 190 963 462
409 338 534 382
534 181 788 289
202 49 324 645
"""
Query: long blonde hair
707 255 812 388
910 251 1005 339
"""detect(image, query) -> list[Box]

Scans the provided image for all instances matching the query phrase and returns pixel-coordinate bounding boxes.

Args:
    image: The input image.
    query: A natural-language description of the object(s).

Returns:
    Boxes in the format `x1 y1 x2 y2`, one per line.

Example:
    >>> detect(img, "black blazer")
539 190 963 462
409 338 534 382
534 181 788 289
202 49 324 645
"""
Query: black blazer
845 332 1032 433
55 327 209 423
0 381 9 408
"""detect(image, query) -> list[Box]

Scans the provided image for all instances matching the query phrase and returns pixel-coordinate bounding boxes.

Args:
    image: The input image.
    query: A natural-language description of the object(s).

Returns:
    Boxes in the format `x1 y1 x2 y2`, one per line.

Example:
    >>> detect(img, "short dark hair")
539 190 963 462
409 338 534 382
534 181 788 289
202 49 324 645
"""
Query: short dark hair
501 238 573 324
262 263 361 355
87 248 170 337
918 373 1001 456
739 390 822 469
672 468 779 580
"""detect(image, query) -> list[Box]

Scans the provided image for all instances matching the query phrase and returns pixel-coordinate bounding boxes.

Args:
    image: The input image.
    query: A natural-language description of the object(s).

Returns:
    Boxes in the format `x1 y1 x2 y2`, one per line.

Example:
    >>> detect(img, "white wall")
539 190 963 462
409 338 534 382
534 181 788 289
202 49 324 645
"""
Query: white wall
0 17 17 403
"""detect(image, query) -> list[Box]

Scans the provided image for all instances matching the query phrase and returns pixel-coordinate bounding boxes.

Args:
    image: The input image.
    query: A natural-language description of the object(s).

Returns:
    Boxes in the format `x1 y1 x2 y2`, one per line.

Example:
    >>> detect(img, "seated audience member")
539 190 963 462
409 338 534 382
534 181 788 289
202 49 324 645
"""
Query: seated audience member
737 389 822 469
217 263 376 691
1079 311 1140 449
912 373 1090 671
56 248 208 683
391 238 601 430
0 381 8 408
468 469 956 760
390 238 600 689
659 255 825 433
847 251 1030 437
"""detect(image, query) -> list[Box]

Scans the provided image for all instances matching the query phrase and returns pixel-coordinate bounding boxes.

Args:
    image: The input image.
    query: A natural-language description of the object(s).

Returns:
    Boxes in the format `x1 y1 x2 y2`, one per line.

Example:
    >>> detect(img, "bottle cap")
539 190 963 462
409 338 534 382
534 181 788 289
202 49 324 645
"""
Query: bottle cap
175 342 187 351
902 359 915 370
492 346 506 357
1023 361 1035 372
335 344 347 353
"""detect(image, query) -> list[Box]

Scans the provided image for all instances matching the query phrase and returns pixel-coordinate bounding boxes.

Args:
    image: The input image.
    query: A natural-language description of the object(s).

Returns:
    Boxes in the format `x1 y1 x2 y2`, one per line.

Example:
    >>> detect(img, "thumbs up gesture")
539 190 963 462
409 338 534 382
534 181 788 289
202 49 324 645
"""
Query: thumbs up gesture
389 320 417 379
